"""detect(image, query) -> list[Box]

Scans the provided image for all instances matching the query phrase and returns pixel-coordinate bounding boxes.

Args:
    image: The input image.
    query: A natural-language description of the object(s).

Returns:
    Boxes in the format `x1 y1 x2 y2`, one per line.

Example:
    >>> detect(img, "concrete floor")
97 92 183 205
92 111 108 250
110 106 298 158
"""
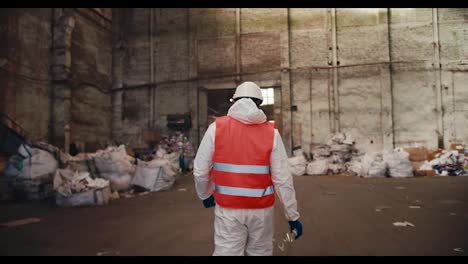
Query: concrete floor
1 174 468 256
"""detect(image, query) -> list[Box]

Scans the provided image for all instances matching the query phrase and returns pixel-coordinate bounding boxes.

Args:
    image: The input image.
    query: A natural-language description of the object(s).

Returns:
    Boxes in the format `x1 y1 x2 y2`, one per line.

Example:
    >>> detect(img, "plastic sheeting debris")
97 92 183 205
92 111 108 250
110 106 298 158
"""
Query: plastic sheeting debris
276 230 297 255
375 206 391 212
393 221 415 227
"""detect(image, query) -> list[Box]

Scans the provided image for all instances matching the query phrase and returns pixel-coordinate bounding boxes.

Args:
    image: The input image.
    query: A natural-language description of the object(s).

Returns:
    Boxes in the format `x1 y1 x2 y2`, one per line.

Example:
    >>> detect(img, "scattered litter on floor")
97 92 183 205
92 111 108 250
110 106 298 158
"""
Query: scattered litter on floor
122 194 134 199
178 188 187 192
96 251 120 256
395 186 406 190
453 248 464 252
275 230 297 255
0 217 42 227
277 243 285 252
375 206 390 212
109 191 120 200
438 199 463 205
393 221 415 227
409 205 421 209
138 192 150 196
450 213 457 216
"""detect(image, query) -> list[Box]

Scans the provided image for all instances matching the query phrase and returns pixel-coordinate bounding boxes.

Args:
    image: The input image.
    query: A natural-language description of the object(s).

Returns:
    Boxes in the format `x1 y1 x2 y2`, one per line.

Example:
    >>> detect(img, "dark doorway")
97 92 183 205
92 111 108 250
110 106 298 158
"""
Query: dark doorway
206 88 276 126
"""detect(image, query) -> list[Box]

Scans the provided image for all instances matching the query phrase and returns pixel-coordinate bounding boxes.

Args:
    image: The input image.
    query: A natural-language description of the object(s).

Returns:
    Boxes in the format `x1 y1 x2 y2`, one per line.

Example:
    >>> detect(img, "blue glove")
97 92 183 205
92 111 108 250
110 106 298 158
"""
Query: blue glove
288 220 303 240
202 194 216 208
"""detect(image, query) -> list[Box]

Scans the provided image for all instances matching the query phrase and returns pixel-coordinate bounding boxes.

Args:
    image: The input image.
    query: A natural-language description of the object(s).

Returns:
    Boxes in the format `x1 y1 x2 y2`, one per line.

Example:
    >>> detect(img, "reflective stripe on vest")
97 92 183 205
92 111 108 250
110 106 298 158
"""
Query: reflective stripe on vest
214 184 274 198
213 162 270 174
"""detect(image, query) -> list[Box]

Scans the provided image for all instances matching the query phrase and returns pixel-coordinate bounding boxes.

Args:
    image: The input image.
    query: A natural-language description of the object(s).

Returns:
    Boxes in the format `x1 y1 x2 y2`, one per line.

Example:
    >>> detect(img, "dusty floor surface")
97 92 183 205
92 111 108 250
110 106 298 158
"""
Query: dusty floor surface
1 174 468 256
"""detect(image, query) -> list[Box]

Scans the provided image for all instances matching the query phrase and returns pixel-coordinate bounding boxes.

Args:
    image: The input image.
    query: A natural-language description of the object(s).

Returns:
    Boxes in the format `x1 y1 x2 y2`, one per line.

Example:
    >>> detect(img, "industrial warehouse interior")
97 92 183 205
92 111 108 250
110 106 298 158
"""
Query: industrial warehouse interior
0 8 468 256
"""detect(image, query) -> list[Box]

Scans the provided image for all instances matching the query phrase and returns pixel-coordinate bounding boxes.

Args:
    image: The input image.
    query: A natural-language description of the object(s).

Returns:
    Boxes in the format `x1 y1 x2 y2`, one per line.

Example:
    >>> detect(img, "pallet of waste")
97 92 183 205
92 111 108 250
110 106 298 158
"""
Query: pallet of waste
54 169 110 207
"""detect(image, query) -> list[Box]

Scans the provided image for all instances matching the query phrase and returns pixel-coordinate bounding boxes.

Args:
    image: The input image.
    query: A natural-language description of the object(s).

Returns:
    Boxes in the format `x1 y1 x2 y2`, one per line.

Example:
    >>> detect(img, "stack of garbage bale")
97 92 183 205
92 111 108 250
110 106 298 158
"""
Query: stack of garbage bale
306 132 357 176
288 132 415 178
2 137 189 204
350 148 413 178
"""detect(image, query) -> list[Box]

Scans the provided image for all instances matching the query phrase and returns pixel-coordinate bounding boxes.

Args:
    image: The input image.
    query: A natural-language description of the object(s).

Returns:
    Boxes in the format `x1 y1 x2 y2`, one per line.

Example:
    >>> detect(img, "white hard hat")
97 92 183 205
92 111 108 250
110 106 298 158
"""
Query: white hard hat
232 81 263 101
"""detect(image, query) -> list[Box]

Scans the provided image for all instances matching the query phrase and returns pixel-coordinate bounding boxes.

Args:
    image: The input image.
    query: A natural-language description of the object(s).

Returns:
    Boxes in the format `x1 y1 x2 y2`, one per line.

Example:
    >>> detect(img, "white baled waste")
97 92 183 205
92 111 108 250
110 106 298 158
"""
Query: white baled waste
306 159 329 175
93 145 135 192
384 149 413 178
360 152 387 178
288 156 307 176
132 158 176 192
17 145 58 182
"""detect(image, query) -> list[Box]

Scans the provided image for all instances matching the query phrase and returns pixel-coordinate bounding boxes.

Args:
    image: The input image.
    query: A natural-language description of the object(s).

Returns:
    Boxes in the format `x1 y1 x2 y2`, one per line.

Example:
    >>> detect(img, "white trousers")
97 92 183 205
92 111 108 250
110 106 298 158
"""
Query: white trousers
213 205 274 256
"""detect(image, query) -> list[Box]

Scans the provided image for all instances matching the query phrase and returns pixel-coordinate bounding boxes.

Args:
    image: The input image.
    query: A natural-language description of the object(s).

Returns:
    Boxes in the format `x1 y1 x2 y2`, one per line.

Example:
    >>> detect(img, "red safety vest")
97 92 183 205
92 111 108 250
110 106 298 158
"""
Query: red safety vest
211 116 275 209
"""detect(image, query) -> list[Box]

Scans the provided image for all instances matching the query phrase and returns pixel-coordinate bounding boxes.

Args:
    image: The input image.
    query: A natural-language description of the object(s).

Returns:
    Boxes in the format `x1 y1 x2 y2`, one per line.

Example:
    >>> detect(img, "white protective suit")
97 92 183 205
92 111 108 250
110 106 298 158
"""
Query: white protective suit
193 98 300 256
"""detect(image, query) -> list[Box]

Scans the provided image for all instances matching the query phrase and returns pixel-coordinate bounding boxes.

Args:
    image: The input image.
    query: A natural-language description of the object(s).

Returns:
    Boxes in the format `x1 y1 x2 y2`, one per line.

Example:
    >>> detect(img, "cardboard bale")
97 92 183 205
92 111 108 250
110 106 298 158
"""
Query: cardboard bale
411 161 425 172
142 130 161 143
414 170 427 177
427 149 443 161
414 170 436 177
404 147 429 162
125 146 135 157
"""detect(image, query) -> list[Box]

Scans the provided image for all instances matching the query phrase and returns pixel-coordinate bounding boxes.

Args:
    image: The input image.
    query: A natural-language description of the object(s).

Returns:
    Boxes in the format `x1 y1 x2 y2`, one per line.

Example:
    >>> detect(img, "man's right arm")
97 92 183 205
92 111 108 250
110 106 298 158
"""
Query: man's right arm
270 129 300 221
193 123 216 200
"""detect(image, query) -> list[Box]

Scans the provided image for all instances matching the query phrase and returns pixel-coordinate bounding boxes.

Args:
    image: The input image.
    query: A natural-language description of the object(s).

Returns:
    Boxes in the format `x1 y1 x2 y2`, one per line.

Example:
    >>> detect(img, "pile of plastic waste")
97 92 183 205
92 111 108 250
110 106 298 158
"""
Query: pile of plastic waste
54 169 111 207
420 150 468 176
156 132 195 172
92 145 136 192
289 132 416 178
132 158 177 192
